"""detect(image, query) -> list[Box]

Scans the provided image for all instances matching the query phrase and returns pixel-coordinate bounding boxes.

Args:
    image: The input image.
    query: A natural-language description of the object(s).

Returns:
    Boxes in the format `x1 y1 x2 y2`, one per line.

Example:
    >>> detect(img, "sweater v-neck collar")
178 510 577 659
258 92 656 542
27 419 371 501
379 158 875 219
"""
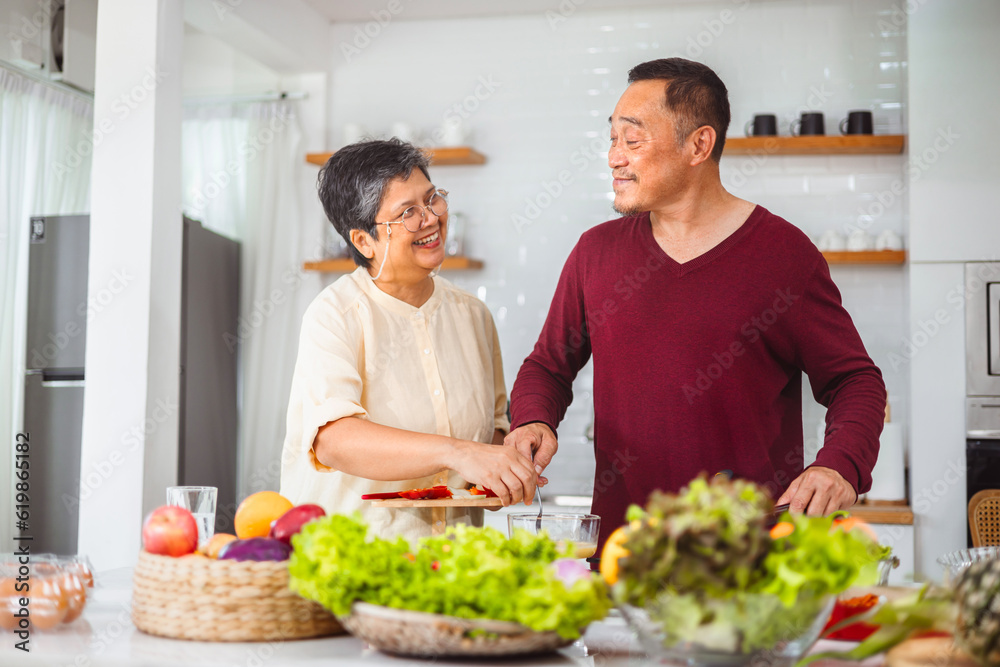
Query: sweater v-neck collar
641 205 763 277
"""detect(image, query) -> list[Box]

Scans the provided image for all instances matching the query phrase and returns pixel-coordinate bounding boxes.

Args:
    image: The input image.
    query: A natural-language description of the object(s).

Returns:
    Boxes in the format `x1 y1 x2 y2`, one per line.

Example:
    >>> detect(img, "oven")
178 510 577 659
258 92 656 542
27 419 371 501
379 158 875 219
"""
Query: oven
965 263 1000 546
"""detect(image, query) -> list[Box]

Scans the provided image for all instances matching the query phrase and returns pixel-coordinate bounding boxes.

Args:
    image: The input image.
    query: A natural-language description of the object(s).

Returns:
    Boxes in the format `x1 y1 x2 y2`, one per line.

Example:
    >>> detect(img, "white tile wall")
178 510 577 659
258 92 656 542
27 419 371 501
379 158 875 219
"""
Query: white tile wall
321 0 908 498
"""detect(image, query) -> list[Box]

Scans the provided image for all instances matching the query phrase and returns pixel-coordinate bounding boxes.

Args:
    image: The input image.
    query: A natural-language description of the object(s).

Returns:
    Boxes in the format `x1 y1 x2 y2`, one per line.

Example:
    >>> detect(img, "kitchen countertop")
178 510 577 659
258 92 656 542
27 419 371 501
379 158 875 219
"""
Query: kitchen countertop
2 567 885 667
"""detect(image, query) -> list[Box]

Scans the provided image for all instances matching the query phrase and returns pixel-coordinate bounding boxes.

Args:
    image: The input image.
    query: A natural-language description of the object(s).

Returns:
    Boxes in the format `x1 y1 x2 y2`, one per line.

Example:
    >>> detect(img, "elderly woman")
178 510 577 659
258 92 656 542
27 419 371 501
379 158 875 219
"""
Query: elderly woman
279 139 538 541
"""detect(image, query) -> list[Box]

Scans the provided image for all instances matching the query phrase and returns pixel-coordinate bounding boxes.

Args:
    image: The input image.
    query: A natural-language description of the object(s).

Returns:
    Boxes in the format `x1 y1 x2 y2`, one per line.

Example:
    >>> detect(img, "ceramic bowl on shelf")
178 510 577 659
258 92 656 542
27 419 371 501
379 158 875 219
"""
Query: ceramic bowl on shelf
618 593 836 667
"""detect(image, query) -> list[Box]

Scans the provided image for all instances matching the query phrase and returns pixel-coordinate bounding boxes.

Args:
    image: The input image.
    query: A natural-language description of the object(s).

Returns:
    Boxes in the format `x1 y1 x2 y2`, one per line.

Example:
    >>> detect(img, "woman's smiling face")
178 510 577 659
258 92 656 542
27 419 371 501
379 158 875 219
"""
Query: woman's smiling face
356 169 448 284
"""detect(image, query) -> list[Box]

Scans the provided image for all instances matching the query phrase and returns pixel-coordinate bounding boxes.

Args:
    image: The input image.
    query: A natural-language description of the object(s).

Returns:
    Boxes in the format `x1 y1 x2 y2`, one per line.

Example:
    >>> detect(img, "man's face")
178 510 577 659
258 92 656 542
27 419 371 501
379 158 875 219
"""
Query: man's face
608 80 691 216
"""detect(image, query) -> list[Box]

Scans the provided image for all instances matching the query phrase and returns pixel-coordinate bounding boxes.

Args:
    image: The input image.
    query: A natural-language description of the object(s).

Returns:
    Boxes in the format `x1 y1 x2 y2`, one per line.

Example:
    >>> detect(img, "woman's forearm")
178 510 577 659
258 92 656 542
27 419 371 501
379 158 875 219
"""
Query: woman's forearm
314 418 538 505
314 417 462 480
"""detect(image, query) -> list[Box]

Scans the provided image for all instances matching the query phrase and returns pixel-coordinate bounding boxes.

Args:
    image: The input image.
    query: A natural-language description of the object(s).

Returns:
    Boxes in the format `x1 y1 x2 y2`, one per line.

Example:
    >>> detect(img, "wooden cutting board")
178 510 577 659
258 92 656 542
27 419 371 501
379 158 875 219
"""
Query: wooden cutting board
369 496 503 508
368 485 505 535
885 636 977 667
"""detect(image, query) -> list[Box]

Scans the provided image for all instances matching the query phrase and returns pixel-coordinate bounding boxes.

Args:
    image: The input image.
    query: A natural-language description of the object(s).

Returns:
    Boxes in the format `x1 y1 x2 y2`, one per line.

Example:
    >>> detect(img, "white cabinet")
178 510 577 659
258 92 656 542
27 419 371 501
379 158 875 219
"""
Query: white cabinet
908 263 967 581
909 0 1000 262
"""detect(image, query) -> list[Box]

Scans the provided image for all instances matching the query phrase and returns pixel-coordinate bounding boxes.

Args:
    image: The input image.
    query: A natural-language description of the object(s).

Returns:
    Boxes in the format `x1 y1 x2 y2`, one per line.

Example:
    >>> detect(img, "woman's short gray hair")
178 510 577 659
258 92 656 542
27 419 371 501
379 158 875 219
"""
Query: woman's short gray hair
317 138 431 269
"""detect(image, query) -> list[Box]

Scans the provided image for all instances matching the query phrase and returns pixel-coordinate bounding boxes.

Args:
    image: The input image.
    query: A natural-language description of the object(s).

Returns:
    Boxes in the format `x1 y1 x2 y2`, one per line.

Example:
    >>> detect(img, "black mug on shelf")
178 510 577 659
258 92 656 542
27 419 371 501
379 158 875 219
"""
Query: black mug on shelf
791 111 825 136
840 110 874 135
744 113 778 137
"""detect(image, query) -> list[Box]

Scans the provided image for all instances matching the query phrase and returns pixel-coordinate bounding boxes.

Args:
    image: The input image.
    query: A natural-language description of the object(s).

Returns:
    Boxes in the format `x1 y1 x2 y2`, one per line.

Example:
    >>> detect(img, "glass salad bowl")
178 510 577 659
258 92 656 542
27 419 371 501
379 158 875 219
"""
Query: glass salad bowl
618 592 836 667
937 546 1000 579
507 513 600 559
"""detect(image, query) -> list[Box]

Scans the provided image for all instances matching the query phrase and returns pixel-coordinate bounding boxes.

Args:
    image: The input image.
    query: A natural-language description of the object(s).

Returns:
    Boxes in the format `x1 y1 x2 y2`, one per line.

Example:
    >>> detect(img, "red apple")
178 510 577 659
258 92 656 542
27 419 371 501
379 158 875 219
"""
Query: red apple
269 504 326 546
142 505 199 557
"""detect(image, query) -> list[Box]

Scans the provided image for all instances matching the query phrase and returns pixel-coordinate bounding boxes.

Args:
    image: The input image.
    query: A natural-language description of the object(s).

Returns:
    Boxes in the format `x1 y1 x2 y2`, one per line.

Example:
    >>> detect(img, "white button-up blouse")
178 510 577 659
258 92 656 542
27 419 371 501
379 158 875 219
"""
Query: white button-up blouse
279 267 510 543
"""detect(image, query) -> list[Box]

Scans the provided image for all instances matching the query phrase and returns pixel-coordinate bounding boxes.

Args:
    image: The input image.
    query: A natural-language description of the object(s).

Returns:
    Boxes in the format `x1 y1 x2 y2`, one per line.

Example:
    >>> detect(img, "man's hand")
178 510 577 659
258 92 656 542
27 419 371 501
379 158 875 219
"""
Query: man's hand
776 466 857 516
504 423 559 483
451 441 537 507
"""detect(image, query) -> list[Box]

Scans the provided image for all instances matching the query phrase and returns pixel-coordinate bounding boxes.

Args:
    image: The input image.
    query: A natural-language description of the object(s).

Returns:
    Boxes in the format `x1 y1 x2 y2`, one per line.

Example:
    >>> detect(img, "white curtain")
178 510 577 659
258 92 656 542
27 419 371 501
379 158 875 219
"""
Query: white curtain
182 101 321 499
0 67 93 546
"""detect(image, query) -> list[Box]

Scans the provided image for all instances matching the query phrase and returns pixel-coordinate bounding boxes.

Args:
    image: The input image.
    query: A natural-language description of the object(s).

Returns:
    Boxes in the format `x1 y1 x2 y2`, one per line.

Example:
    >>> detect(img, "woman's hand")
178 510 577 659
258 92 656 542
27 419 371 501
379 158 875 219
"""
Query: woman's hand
451 441 538 507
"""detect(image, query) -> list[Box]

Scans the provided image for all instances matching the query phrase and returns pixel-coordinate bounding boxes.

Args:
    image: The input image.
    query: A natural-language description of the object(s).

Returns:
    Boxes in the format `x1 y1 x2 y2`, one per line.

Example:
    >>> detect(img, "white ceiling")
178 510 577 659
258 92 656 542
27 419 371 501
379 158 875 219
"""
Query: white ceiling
301 0 720 23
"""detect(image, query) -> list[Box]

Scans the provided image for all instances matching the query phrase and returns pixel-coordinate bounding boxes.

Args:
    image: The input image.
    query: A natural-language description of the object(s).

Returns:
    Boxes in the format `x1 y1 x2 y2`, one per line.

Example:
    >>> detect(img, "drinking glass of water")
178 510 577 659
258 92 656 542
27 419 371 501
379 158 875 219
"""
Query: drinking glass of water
166 486 217 548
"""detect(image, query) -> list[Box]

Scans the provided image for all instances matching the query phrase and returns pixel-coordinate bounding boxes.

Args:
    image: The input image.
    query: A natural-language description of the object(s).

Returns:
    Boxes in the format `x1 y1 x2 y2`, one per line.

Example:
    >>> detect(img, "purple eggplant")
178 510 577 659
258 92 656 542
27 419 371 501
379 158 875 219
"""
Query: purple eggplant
218 537 292 562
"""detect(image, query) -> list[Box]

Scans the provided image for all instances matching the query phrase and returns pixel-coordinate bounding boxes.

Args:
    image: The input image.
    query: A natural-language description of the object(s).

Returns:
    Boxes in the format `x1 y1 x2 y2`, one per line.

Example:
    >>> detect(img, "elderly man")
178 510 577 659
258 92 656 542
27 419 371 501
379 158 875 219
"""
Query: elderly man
506 58 886 550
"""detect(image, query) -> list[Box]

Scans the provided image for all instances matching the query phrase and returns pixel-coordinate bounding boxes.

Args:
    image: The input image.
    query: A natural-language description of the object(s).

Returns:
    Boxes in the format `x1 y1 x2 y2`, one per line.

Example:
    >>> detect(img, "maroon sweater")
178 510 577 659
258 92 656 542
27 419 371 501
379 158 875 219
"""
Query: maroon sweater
510 206 886 549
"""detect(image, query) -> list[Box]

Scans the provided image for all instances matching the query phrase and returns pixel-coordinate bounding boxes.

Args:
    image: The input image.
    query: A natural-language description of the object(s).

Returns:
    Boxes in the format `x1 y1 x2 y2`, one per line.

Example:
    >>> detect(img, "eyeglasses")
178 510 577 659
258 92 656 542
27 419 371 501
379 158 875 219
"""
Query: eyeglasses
377 189 449 233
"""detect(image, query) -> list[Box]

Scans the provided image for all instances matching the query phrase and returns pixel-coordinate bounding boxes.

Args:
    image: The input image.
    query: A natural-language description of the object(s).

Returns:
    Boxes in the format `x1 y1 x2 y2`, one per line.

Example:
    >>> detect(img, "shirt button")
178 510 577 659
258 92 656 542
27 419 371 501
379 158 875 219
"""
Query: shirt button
414 313 424 319
434 390 441 396
424 348 430 354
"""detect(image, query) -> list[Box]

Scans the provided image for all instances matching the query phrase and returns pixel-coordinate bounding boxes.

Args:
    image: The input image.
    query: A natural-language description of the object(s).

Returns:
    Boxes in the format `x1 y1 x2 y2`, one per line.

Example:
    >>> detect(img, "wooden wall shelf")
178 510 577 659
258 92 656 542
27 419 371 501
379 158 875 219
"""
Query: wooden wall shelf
725 135 905 155
822 250 906 265
303 256 484 273
850 504 913 525
306 146 486 167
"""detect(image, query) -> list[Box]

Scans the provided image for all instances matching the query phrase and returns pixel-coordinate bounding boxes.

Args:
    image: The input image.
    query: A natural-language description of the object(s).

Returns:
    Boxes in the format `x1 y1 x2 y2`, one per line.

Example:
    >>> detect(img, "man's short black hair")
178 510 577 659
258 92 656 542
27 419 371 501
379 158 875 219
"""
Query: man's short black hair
628 58 730 162
317 138 431 269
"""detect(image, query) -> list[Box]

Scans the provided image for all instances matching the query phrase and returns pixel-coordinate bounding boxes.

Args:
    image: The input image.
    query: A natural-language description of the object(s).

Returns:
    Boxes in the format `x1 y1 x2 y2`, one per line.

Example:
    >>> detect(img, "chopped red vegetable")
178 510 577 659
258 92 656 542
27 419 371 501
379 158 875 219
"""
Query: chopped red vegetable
362 485 453 501
468 487 499 497
399 485 453 500
823 594 881 641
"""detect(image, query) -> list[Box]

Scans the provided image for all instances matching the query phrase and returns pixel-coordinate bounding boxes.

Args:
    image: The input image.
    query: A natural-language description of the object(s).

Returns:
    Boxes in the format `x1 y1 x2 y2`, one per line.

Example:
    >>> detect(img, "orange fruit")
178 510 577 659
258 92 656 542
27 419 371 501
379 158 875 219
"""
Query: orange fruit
201 533 238 559
599 526 631 586
234 491 293 539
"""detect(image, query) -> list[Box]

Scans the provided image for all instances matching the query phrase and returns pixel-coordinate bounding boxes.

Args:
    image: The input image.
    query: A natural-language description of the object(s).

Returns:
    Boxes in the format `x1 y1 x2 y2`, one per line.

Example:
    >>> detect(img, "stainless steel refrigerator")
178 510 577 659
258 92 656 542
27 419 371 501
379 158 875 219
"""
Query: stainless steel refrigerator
22 215 240 554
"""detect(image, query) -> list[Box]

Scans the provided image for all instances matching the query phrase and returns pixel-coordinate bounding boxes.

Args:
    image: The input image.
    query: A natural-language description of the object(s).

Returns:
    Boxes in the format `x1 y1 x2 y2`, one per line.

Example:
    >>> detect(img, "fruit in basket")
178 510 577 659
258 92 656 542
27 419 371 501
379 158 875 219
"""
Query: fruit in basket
201 532 238 558
218 537 292 562
269 504 326 545
954 557 1000 665
142 505 199 557
234 491 294 539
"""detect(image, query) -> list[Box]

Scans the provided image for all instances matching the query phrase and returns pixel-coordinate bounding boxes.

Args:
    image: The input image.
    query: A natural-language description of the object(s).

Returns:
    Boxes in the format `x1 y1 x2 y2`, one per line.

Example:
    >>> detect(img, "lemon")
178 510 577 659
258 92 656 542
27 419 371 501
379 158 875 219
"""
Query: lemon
599 525 630 586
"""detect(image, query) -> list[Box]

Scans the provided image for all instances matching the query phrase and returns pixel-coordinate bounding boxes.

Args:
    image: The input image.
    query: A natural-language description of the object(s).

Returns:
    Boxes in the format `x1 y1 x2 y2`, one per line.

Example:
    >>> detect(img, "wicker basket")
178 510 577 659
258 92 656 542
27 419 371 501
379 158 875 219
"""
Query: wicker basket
132 551 343 642
339 602 572 657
